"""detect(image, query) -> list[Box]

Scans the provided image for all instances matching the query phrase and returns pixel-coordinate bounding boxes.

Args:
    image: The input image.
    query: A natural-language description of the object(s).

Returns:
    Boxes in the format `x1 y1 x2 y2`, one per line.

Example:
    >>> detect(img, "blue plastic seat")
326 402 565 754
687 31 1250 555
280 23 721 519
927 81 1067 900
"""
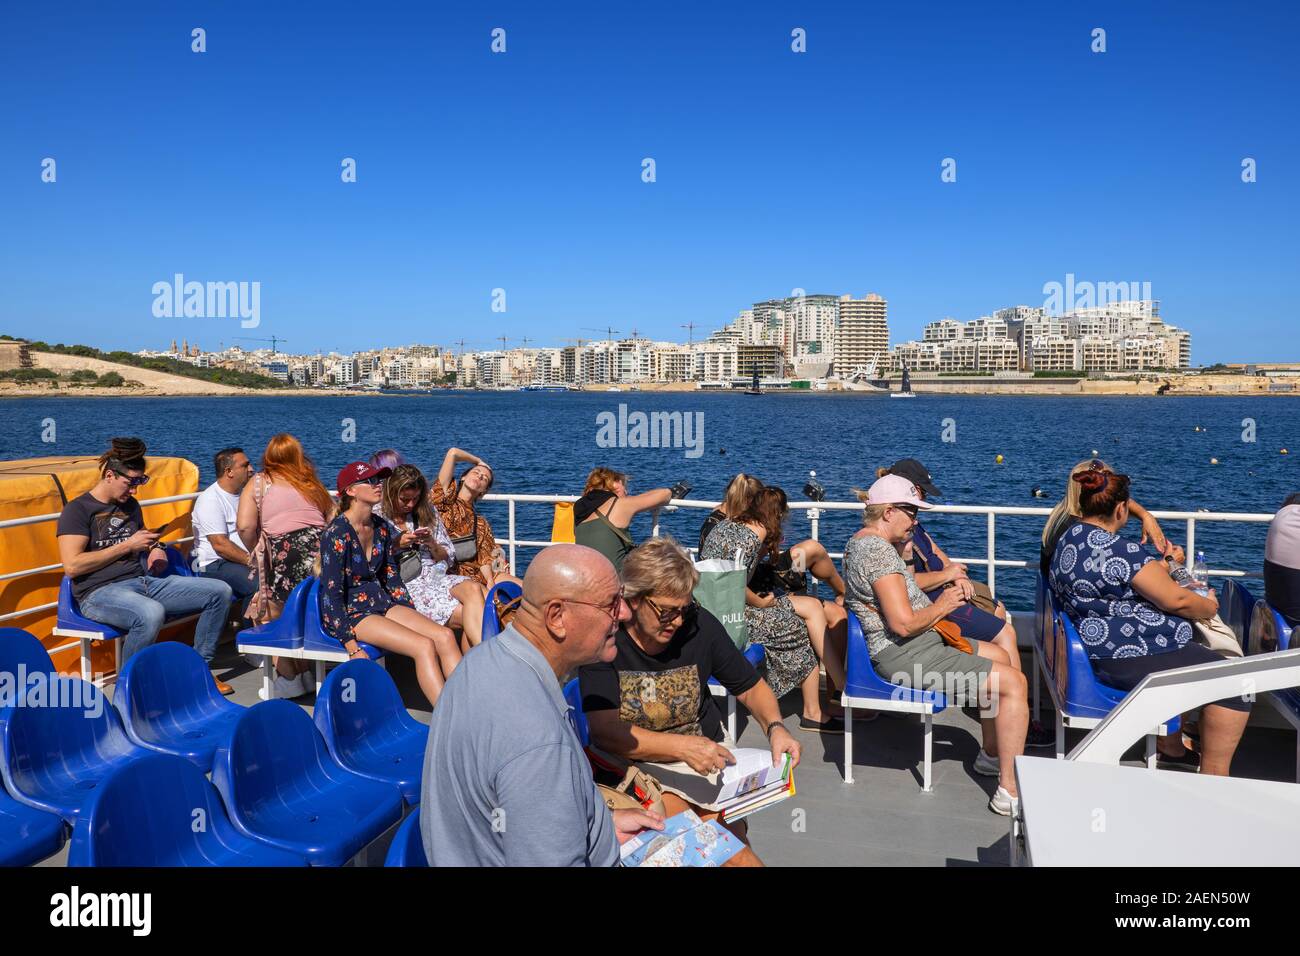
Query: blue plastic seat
0 676 151 821
314 660 425 804
54 545 198 684
0 776 66 867
236 575 314 657
212 700 404 866
0 628 57 680
384 809 427 867
1046 587 1178 761
114 641 245 772
481 581 523 640
303 578 384 661
69 753 305 867
563 678 589 747
841 613 947 790
708 643 767 740
1218 579 1255 648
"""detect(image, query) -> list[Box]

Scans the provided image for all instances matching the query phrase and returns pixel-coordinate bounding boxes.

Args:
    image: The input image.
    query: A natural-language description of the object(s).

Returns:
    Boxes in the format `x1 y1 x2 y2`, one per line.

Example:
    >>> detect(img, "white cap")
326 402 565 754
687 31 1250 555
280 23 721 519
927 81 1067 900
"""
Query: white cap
865 474 933 509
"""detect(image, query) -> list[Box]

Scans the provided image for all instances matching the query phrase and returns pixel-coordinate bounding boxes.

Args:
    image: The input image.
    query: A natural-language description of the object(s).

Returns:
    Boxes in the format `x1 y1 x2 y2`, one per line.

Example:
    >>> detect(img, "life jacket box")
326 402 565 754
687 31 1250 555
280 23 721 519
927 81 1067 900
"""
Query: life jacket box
0 455 199 674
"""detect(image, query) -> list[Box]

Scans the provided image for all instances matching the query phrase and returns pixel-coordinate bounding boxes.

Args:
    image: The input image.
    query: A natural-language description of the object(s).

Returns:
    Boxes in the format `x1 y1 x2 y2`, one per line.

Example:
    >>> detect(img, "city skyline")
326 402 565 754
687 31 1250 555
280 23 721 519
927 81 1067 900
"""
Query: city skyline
4 2 1297 363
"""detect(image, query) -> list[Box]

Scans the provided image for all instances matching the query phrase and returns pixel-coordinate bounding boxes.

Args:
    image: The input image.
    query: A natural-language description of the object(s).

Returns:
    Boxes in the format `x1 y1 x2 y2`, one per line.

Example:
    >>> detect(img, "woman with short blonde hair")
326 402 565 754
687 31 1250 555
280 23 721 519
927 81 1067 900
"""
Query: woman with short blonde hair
573 467 678 572
579 536 799 866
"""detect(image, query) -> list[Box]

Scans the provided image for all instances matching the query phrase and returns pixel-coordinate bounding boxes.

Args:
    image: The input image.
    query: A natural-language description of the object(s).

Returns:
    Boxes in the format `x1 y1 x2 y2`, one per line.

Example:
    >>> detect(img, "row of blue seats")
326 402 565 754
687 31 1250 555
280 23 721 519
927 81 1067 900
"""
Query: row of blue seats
0 629 426 866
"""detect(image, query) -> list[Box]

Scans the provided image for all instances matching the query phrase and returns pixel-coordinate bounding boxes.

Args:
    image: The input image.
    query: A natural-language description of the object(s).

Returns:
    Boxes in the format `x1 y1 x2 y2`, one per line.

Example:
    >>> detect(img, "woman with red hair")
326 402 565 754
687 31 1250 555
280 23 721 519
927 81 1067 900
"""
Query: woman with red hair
236 433 335 698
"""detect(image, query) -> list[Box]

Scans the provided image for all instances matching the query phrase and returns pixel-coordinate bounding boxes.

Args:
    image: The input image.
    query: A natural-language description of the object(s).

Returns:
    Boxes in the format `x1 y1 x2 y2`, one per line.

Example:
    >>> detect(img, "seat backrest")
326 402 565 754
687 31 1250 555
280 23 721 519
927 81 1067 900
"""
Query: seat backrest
115 641 227 728
842 612 944 708
161 544 194 578
742 643 765 668
1219 579 1256 645
562 678 589 748
0 677 136 781
482 581 523 640
213 700 331 809
0 628 56 680
1048 590 1124 718
1036 573 1057 678
385 808 427 867
314 659 405 751
69 752 219 866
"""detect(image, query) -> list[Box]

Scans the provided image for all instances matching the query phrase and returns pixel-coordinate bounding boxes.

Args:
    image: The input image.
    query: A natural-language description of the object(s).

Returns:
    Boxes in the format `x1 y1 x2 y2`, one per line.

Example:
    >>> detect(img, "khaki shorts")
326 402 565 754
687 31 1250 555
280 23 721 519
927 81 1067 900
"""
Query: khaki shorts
872 630 993 704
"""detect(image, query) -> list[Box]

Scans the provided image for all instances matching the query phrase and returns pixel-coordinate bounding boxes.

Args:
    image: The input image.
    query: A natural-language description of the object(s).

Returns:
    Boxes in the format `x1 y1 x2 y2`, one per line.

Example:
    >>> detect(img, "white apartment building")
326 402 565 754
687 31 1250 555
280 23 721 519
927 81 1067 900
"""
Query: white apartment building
691 342 738 382
835 293 889 375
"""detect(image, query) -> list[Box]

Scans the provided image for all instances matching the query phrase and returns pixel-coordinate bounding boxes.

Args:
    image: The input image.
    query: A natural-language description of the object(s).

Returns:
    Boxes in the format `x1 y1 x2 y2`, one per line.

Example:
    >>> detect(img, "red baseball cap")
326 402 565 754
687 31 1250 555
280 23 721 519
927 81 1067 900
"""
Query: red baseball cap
336 461 391 495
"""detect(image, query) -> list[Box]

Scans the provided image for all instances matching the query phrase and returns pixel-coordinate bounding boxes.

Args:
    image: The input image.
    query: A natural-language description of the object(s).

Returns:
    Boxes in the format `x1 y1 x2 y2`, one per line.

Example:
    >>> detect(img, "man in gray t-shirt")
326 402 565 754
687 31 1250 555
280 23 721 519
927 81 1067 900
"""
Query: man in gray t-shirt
421 544 663 866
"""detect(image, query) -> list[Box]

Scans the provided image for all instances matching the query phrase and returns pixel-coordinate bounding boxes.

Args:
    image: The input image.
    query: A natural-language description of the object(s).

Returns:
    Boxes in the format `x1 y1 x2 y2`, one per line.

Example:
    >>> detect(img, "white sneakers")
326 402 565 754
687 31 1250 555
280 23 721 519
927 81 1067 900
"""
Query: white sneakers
973 749 1000 777
258 672 307 701
989 785 1019 817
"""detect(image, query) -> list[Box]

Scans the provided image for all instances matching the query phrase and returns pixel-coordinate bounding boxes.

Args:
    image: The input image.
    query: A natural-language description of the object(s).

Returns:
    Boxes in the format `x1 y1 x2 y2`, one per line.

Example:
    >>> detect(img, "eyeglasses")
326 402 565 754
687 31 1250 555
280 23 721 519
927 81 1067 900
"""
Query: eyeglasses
642 594 697 626
354 476 385 488
562 592 626 622
111 468 150 488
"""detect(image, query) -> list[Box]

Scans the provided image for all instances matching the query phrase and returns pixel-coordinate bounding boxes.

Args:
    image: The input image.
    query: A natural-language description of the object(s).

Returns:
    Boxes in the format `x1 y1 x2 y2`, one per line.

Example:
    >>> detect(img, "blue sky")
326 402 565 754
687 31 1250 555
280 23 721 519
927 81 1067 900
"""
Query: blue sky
2 0 1296 362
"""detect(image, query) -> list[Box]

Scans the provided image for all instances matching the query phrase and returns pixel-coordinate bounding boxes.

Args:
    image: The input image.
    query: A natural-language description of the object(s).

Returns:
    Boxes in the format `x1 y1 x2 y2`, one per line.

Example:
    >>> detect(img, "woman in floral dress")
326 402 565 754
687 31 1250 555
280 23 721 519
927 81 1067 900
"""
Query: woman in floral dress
320 461 462 707
378 464 488 650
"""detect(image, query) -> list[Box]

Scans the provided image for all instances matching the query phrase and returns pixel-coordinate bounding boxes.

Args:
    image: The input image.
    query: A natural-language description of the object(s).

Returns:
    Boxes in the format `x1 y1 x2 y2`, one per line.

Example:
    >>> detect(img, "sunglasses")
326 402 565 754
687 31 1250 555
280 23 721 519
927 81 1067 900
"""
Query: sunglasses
642 594 697 626
353 475 385 488
111 467 150 488
563 592 626 622
893 504 918 520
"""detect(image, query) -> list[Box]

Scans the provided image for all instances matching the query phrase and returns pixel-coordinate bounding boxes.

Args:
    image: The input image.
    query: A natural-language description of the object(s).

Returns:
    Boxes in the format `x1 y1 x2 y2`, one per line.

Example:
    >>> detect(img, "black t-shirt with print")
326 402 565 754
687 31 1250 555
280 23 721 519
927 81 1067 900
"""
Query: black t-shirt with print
55 492 145 602
579 607 760 743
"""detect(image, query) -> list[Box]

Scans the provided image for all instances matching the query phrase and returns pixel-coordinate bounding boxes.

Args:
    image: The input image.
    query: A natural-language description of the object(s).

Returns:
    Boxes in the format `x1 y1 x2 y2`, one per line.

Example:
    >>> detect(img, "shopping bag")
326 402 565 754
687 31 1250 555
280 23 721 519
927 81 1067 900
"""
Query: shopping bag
693 552 749 650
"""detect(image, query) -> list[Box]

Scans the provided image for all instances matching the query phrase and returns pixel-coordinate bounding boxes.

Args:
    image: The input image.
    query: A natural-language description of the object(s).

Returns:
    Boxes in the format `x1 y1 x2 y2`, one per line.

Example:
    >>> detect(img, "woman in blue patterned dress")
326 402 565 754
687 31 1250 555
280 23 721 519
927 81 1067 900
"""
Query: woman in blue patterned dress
320 461 462 707
1049 467 1250 775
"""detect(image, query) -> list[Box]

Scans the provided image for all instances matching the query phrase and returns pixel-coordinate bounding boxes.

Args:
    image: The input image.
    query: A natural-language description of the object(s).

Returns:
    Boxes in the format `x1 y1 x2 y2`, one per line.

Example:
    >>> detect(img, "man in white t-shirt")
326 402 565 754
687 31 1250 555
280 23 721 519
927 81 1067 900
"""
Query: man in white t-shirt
193 448 256 616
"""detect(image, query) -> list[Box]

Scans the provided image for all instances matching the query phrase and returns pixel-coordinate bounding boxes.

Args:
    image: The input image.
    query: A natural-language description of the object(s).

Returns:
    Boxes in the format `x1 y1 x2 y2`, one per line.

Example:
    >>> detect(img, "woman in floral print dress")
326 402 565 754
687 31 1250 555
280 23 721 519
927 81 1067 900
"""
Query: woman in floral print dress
320 461 463 707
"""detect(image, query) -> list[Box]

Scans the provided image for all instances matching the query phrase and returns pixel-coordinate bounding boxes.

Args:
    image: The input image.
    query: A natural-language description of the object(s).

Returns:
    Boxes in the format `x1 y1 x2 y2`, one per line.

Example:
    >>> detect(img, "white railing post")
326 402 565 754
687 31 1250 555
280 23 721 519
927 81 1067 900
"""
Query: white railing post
1186 518 1195 566
651 508 661 538
508 499 517 574
987 511 997 599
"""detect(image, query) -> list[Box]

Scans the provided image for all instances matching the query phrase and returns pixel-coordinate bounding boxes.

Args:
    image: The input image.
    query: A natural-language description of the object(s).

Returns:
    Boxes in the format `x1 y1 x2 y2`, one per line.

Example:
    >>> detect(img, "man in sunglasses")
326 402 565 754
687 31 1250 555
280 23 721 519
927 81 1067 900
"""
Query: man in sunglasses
56 438 233 683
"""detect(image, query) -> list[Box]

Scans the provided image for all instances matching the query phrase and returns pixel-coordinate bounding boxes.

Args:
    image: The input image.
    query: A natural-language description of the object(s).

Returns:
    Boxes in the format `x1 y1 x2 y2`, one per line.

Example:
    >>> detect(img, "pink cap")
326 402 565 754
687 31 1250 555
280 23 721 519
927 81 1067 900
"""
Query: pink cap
864 474 933 509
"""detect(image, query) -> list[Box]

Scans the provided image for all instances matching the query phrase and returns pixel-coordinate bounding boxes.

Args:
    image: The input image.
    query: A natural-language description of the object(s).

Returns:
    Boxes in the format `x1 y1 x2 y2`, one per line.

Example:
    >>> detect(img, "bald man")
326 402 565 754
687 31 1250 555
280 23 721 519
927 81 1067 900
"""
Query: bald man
421 544 663 866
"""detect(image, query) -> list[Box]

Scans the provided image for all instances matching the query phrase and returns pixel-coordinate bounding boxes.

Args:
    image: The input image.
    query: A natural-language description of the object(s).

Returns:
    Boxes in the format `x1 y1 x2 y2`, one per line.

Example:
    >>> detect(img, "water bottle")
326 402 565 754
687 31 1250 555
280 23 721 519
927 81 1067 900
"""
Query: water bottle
1190 551 1209 596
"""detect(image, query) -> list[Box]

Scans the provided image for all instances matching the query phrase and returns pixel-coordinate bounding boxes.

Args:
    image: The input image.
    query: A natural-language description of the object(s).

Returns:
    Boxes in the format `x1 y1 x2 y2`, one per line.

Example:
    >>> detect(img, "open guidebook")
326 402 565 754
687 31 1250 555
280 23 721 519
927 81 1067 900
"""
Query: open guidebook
638 747 795 822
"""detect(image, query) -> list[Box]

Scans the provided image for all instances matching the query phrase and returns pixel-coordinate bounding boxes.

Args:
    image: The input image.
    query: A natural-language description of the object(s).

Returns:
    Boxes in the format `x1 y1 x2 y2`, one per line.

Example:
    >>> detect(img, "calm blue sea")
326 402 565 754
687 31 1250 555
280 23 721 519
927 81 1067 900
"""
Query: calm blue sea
3 392 1297 610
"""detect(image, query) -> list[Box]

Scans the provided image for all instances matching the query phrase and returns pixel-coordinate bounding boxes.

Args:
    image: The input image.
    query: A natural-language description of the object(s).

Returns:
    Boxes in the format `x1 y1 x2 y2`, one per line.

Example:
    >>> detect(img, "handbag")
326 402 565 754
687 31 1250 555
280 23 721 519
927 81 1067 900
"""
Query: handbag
450 502 480 565
969 581 1000 615
860 594 973 655
586 747 668 817
1192 614 1243 658
398 548 423 583
245 474 284 625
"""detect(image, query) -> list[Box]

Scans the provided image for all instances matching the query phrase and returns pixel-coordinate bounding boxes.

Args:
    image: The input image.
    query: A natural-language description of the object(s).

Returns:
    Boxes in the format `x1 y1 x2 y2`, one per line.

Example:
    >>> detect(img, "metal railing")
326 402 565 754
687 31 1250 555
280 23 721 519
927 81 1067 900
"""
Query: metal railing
0 491 1275 624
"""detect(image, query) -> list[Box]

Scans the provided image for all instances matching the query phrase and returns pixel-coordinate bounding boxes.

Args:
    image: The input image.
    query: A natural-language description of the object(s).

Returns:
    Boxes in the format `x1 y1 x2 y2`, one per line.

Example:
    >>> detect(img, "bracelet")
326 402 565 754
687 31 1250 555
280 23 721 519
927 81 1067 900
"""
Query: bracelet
764 721 785 738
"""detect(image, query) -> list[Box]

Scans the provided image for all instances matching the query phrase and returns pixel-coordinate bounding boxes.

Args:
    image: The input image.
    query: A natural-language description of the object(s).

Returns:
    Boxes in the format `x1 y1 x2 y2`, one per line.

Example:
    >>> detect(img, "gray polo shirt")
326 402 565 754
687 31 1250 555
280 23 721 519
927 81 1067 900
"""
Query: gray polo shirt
420 625 620 866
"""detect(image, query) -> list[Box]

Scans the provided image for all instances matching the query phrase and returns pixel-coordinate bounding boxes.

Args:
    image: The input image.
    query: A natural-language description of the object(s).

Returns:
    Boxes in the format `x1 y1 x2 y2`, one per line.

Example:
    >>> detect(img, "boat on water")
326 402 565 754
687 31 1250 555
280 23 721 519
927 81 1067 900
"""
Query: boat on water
890 365 917 398
521 383 576 392
743 369 763 395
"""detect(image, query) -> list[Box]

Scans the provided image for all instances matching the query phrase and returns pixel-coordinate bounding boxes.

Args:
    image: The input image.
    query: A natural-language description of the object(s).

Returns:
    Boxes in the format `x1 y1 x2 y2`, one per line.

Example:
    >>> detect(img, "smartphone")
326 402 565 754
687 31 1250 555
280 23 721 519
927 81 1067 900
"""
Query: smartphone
414 527 433 538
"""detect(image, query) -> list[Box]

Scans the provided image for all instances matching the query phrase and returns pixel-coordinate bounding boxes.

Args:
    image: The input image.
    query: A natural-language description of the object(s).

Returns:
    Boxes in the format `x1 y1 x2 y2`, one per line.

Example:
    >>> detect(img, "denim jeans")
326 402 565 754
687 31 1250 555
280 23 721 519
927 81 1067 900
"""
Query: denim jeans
199 557 257 600
79 574 233 664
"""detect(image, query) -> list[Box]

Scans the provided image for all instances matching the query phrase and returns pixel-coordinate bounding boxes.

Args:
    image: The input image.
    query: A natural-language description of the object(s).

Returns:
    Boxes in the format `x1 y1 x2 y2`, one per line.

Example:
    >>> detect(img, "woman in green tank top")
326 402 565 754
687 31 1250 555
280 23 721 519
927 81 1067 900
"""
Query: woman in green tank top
573 467 675 572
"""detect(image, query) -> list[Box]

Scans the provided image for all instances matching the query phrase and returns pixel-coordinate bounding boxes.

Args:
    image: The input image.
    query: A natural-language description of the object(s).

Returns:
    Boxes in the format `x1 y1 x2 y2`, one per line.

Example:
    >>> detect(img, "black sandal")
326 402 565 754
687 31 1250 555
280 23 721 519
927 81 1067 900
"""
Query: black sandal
798 715 845 735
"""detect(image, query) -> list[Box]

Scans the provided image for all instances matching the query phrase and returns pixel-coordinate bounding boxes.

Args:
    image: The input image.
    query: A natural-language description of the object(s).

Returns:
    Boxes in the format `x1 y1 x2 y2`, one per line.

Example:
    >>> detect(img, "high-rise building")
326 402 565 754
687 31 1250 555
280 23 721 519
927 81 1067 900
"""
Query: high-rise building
835 294 889 375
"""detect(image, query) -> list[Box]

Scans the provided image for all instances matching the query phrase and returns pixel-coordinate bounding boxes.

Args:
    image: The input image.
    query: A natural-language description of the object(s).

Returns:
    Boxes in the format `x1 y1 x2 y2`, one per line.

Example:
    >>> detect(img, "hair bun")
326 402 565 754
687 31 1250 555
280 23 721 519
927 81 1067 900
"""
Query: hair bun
110 436 147 460
1073 470 1105 490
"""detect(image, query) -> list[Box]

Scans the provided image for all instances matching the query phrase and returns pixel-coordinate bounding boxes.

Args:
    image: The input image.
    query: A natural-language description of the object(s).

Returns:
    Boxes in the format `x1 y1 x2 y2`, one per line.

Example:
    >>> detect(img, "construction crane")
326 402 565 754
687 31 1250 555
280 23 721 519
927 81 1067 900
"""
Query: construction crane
497 335 509 352
680 323 697 345
582 327 621 349
234 335 289 354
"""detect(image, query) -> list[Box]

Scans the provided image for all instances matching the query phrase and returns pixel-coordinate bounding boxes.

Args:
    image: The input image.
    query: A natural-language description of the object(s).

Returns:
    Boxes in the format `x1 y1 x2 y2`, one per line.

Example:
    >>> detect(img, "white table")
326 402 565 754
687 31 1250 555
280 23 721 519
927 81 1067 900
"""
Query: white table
1014 756 1300 866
